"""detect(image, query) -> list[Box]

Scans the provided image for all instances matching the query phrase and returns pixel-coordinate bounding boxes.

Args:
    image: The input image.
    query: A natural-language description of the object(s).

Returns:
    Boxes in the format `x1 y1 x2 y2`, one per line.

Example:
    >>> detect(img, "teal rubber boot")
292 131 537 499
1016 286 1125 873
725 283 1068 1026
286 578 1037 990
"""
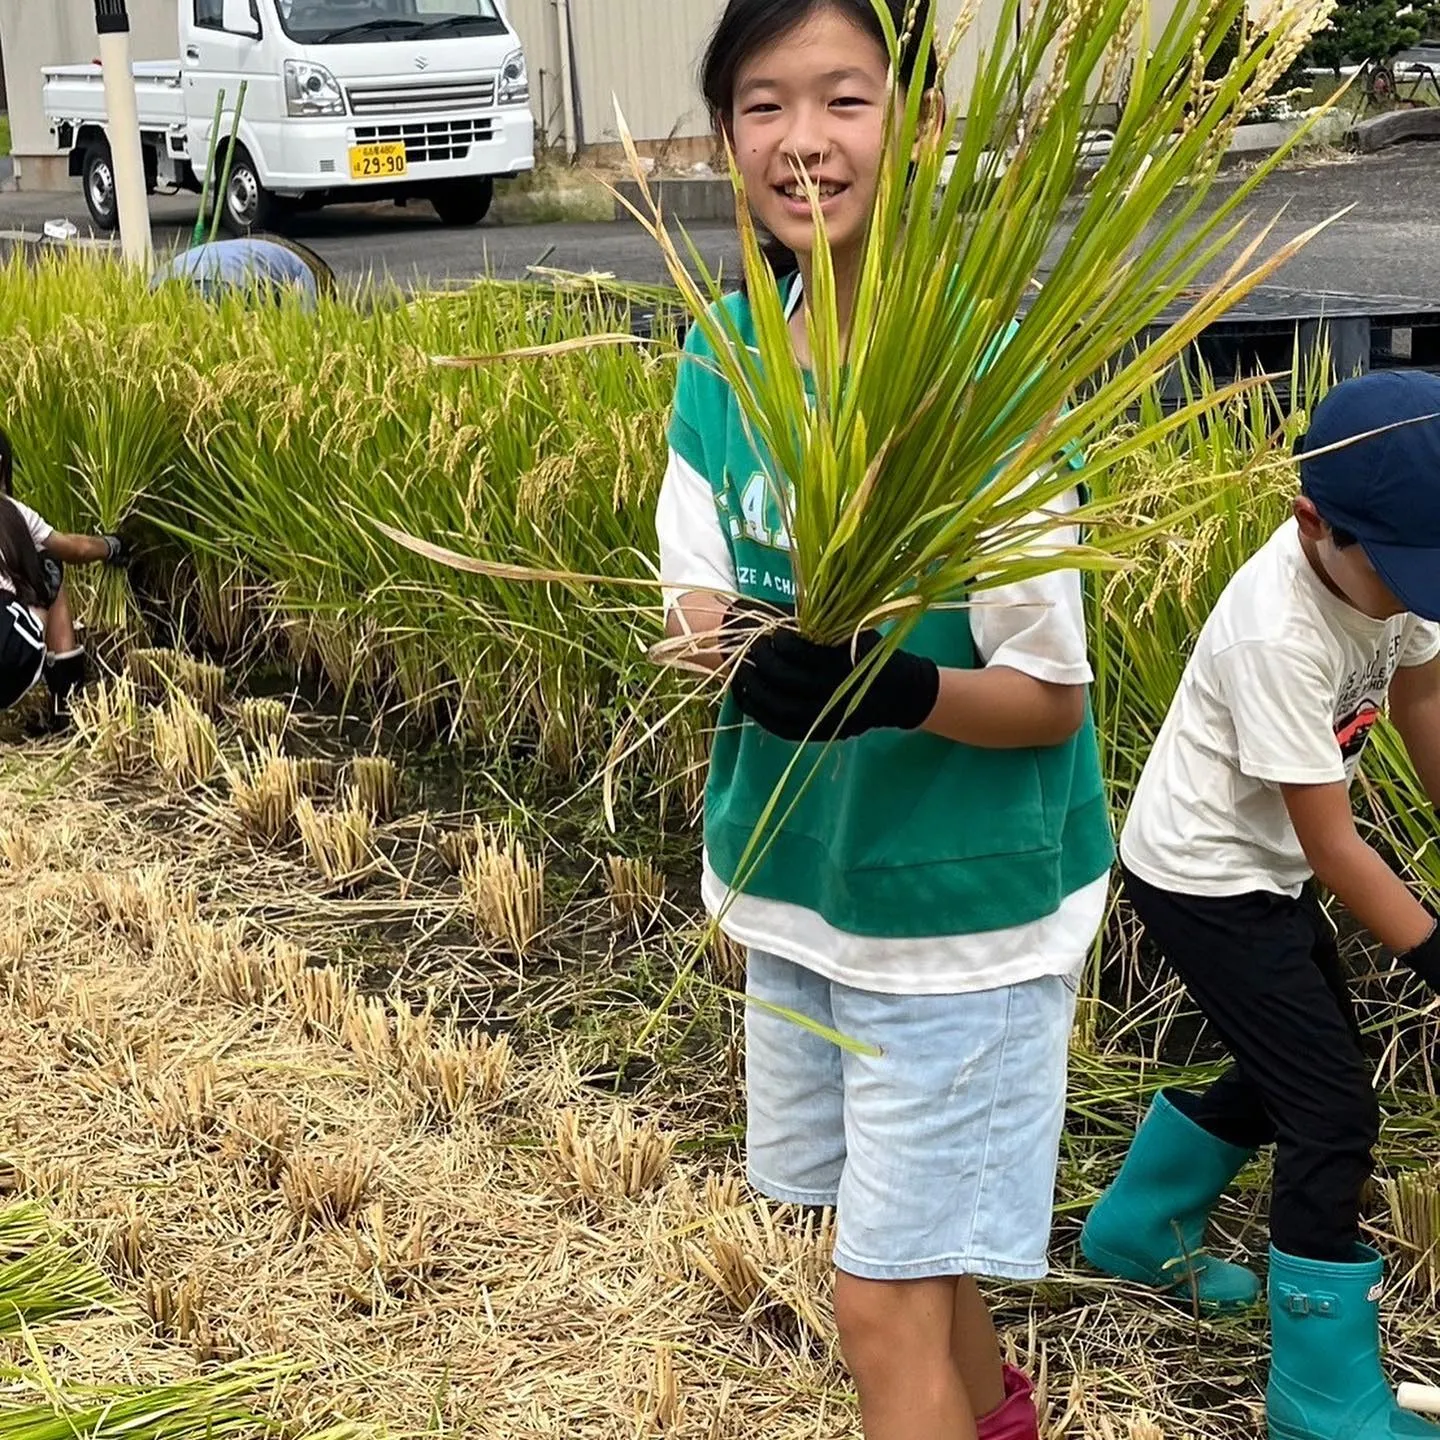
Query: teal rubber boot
1080 1089 1261 1311
1268 1244 1437 1439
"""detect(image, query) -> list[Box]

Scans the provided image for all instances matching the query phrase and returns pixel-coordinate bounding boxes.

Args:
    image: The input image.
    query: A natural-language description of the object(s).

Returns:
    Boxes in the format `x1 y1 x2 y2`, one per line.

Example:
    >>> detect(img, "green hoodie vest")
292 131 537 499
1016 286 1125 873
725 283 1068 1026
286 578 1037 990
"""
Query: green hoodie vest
667 287 1114 940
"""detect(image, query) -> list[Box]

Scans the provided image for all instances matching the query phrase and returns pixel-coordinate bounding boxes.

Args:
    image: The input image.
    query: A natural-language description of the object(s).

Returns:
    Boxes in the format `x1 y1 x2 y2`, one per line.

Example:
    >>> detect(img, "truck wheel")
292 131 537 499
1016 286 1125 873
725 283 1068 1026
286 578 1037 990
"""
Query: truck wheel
215 147 281 235
83 143 119 232
431 179 494 227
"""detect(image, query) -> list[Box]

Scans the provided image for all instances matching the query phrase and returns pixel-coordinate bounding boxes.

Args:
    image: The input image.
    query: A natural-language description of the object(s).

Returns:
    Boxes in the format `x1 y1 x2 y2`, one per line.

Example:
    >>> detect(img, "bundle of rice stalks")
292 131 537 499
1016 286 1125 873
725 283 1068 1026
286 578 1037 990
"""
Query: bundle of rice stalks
1384 1167 1440 1304
604 854 666 933
72 677 148 779
346 756 398 822
461 825 545 956
226 746 300 843
637 0 1337 649
281 1148 376 1230
0 1201 114 1333
295 799 375 887
150 693 220 791
678 1177 835 1350
236 696 288 749
550 1106 675 1204
0 1361 285 1440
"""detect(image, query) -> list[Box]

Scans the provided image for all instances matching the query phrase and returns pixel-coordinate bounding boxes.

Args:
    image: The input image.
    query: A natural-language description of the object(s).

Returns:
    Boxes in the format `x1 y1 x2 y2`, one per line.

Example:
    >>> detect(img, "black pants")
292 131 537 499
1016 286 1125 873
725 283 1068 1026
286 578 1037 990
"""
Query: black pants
0 599 46 711
1121 864 1379 1263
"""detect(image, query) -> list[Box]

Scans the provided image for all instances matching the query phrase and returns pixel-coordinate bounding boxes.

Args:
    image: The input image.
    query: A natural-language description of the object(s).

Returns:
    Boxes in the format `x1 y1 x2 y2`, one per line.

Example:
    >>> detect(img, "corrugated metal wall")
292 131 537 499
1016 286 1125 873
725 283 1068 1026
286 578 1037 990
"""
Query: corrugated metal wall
0 0 175 164
3 0 1188 172
501 0 1182 154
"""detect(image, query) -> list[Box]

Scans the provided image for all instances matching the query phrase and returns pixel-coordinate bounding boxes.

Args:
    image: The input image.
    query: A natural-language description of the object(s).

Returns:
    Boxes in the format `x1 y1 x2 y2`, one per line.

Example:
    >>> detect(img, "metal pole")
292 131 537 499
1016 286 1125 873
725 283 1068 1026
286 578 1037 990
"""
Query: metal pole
555 0 579 162
94 0 153 266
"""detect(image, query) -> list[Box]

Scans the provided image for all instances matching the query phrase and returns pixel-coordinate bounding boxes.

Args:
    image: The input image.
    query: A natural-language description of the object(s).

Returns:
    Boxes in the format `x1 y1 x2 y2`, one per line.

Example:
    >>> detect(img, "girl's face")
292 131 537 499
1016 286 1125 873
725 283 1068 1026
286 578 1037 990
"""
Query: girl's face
728 5 894 265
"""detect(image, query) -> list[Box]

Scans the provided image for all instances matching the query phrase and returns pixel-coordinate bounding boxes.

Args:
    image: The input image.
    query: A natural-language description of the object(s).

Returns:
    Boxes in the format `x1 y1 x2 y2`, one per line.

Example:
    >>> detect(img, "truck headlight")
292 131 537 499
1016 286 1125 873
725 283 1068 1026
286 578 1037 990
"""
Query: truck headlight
498 49 529 106
285 60 345 117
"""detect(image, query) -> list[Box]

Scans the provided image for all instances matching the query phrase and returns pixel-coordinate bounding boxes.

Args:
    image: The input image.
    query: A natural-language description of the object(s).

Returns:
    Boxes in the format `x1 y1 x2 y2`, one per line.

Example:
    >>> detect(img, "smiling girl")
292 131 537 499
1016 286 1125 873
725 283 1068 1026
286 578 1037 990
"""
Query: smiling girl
655 3 1114 1439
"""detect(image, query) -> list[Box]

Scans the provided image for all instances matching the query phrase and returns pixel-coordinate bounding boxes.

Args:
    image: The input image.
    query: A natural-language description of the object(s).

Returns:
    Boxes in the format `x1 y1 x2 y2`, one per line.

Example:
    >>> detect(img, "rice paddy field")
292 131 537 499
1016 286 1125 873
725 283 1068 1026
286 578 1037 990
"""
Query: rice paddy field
1 251 1439 1440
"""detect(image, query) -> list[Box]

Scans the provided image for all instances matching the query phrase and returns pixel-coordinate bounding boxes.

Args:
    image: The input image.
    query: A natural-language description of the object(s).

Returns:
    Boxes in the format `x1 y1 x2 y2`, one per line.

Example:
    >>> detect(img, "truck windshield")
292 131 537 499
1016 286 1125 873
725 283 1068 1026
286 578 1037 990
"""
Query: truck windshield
274 0 505 44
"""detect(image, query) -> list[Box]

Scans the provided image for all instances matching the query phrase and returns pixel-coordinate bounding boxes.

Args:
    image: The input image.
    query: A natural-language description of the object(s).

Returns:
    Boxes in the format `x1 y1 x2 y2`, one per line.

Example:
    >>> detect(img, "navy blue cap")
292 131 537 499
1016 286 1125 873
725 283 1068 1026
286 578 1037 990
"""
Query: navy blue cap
1297 371 1440 622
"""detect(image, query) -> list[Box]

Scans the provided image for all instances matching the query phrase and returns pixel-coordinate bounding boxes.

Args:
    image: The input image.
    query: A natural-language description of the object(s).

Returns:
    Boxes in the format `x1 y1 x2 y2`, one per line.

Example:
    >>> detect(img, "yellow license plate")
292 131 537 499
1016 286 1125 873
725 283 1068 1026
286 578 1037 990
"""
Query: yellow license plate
348 142 408 180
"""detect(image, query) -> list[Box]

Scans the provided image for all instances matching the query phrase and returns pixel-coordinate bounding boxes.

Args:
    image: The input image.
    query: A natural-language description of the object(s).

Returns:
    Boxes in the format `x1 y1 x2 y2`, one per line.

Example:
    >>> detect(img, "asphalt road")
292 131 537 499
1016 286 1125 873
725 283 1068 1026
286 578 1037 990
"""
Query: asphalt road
3 144 1440 300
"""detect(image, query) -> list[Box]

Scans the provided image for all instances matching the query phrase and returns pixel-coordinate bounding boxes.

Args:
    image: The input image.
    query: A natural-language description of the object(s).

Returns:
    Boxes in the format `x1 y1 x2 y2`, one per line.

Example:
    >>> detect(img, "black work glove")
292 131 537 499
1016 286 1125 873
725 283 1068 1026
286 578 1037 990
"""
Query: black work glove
732 623 940 743
1399 921 1440 992
101 534 129 567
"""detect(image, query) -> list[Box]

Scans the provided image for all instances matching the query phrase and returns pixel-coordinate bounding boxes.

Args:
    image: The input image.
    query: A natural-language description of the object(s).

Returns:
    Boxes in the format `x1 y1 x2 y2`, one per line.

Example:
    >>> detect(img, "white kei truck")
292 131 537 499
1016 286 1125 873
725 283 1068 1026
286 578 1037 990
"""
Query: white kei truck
41 0 535 234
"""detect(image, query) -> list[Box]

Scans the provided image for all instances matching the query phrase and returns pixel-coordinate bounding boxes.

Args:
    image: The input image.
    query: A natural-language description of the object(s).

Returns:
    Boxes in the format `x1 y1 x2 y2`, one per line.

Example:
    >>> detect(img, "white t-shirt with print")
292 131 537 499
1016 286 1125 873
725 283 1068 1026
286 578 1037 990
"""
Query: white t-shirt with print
0 500 54 599
656 448 1109 996
1121 519 1440 900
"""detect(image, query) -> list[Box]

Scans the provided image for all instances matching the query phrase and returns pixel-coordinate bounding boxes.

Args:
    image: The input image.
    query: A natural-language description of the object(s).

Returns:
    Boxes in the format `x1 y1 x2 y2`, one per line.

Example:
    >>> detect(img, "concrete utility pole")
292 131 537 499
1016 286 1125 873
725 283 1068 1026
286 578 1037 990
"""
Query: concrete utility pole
94 0 153 266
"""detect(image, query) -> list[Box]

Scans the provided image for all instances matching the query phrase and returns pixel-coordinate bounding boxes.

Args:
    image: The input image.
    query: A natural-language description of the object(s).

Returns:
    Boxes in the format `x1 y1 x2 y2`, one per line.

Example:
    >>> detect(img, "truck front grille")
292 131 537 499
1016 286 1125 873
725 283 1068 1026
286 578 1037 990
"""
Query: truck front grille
346 77 496 115
353 118 495 164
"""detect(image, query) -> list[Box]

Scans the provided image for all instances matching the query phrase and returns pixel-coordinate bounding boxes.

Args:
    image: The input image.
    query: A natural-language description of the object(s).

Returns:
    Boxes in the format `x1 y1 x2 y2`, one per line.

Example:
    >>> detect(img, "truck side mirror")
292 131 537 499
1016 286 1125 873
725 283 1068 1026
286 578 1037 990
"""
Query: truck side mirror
221 0 261 37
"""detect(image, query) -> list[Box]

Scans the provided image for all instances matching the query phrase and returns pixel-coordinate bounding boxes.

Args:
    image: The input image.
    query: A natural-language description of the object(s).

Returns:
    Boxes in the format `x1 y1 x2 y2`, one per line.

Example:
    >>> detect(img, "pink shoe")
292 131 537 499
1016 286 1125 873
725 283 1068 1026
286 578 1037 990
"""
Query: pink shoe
977 1365 1039 1440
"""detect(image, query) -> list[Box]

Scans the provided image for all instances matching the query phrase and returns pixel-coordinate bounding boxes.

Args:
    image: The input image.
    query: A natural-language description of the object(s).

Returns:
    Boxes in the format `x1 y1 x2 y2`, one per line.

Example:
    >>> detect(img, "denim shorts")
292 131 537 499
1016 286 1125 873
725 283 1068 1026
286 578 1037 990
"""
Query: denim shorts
745 949 1078 1282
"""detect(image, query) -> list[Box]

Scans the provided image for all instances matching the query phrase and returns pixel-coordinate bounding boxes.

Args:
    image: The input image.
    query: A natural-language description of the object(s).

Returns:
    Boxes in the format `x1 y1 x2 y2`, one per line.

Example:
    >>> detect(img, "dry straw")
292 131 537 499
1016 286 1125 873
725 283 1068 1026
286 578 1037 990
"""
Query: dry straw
346 755 399 821
603 854 666 933
551 1106 676 1203
73 676 149 778
461 824 546 955
295 798 376 886
226 745 301 842
151 692 221 790
236 696 289 749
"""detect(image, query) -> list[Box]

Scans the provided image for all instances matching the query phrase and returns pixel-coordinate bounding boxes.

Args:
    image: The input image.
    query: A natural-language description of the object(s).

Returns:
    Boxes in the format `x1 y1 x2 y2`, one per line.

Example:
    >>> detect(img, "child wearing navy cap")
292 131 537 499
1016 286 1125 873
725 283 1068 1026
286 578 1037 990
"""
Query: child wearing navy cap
1082 371 1440 1440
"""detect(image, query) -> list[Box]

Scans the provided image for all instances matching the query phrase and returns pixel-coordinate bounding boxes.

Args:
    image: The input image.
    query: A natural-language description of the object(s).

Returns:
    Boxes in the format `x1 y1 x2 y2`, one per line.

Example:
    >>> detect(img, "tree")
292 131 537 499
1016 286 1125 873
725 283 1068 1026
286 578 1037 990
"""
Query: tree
1306 0 1440 74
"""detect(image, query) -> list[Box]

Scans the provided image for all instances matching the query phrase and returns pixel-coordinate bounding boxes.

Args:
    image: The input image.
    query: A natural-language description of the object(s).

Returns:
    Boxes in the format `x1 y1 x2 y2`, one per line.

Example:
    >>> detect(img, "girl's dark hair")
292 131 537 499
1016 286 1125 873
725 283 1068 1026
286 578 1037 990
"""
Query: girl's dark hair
700 0 941 283
0 431 47 611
